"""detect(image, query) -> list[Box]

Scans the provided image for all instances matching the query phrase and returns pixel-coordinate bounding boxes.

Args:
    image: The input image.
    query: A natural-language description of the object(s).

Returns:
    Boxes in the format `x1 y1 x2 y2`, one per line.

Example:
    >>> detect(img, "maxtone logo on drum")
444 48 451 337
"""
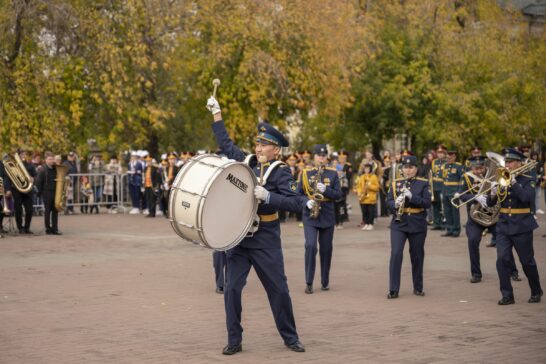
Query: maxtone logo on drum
226 173 248 193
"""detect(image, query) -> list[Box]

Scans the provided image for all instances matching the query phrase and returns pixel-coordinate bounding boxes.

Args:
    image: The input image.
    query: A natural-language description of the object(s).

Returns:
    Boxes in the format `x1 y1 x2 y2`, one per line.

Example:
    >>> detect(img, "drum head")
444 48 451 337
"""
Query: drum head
200 162 257 250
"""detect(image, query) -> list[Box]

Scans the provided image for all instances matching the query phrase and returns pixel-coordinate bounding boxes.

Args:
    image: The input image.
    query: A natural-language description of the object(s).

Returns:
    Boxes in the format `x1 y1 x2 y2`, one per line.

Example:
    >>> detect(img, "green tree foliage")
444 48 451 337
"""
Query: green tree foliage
0 0 544 157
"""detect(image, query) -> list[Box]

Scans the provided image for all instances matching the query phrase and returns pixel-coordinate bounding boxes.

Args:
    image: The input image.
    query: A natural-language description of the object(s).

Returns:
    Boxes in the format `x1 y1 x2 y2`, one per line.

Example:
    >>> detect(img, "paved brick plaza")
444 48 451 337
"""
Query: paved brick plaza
1 197 545 363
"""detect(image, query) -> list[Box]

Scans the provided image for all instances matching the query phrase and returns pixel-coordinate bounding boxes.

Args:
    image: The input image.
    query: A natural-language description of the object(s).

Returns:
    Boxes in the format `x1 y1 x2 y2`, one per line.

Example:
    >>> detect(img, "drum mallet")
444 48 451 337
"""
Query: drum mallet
212 79 221 98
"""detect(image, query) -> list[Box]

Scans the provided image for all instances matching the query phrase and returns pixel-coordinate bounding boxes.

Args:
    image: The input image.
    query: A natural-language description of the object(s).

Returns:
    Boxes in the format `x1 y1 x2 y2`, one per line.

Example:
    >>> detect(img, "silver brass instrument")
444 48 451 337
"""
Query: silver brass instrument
0 177 11 215
467 157 501 227
394 180 408 222
54 165 69 212
2 153 33 193
451 152 537 209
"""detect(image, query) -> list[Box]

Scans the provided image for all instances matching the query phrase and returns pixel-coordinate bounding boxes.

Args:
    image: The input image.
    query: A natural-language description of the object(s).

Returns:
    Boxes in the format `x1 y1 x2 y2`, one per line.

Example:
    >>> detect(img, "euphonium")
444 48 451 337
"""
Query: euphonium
0 177 11 215
54 164 69 212
2 153 33 193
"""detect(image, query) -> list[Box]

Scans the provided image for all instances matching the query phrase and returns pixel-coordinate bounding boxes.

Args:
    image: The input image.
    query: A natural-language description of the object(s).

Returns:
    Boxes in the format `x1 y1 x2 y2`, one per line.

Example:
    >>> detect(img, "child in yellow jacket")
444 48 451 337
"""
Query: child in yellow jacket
357 163 379 230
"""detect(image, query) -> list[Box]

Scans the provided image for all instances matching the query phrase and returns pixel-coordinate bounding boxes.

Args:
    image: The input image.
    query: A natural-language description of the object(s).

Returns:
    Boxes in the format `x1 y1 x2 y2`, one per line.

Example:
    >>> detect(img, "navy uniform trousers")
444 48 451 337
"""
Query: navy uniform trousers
496 231 542 299
304 225 334 287
431 189 443 228
389 229 426 293
225 246 298 346
466 220 517 279
213 251 227 290
442 193 460 235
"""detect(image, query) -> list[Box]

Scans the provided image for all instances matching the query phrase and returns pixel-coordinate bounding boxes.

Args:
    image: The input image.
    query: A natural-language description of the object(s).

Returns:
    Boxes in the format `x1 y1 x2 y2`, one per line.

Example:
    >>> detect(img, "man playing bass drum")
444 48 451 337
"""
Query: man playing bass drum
206 95 309 355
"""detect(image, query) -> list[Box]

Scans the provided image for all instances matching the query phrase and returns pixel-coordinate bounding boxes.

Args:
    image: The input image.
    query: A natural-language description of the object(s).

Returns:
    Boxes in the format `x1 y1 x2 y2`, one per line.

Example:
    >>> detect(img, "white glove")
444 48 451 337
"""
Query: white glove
306 199 316 210
206 96 221 115
254 185 269 201
395 195 405 208
403 189 412 199
316 183 326 193
490 182 498 197
164 183 169 190
453 192 461 200
511 176 517 186
475 194 487 208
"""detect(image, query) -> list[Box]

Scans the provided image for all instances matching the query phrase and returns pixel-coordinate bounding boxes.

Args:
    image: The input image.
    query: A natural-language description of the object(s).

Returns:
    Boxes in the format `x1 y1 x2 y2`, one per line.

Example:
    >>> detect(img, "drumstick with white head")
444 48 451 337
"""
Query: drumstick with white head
212 79 221 98
258 155 267 186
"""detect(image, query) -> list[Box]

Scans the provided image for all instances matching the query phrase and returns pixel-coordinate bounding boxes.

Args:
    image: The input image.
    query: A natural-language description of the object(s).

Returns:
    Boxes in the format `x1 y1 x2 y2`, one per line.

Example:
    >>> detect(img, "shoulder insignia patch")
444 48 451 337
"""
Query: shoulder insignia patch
290 181 297 191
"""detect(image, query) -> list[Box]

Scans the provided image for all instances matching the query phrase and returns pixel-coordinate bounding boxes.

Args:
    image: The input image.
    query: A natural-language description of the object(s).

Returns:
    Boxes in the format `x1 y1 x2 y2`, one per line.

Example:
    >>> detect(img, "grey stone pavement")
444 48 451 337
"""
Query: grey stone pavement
1 194 546 363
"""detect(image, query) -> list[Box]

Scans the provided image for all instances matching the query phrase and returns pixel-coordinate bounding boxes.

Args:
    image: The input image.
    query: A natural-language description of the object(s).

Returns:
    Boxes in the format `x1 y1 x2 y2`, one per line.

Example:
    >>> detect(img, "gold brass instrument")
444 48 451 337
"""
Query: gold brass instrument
428 169 434 202
303 164 325 219
451 152 537 208
0 177 11 215
2 153 33 194
394 180 408 222
54 164 69 212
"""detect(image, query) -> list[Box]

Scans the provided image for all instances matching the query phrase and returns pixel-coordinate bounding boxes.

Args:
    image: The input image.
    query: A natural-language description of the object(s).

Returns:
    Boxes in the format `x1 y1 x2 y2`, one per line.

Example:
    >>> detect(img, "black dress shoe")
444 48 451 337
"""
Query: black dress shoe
413 289 425 296
222 343 242 355
52 231 62 235
498 296 515 305
305 284 313 294
528 291 543 303
486 242 496 248
431 226 442 231
45 230 53 235
440 232 453 237
285 341 305 352
451 234 460 238
215 287 224 294
511 273 522 282
18 229 25 234
387 291 399 299
321 286 329 291
24 229 33 234
470 276 482 283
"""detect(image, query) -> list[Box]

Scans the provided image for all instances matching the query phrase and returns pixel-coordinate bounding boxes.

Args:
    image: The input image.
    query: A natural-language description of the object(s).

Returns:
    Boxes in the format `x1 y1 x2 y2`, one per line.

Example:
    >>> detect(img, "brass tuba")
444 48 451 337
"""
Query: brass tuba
54 164 69 212
2 153 33 193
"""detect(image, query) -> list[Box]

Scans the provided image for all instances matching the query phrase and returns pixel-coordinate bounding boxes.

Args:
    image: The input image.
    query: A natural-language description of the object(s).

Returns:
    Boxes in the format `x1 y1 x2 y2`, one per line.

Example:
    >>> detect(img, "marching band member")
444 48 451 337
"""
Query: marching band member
441 150 464 237
207 95 307 355
10 149 37 234
430 145 447 230
35 152 61 235
488 148 543 305
386 155 431 299
454 156 518 283
298 144 341 294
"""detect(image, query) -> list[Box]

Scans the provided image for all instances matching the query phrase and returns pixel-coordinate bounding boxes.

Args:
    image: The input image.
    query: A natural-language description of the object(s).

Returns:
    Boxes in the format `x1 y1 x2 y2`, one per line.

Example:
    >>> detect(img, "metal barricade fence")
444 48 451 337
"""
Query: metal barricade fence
32 172 133 213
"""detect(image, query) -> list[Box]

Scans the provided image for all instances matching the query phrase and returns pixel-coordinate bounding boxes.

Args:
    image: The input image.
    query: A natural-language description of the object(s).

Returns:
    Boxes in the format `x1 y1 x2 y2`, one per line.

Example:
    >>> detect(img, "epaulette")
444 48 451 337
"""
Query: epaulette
455 162 462 166
415 177 428 182
303 167 316 172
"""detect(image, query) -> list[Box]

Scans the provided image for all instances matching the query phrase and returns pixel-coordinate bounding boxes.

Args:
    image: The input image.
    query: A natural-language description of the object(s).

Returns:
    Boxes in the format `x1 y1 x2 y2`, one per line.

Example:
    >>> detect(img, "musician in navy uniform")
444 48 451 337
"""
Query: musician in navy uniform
441 150 464 237
206 96 308 355
297 144 341 294
430 145 447 230
487 148 543 305
454 156 519 283
386 155 431 299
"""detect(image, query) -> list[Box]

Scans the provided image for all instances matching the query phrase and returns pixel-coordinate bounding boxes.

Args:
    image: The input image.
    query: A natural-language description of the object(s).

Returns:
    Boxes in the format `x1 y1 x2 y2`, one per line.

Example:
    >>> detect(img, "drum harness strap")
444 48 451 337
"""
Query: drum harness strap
244 154 286 236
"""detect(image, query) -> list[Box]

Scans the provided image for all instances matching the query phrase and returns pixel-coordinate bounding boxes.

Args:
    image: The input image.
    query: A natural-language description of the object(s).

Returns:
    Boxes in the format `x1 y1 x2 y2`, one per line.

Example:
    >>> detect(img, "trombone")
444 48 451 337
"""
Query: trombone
450 152 537 208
